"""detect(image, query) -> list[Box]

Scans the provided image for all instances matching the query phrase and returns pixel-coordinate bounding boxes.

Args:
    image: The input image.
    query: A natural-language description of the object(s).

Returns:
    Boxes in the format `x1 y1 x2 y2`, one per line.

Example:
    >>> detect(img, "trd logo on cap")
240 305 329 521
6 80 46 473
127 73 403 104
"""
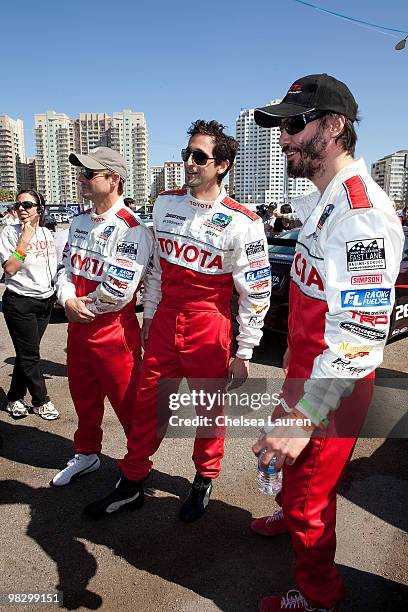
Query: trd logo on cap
289 83 302 93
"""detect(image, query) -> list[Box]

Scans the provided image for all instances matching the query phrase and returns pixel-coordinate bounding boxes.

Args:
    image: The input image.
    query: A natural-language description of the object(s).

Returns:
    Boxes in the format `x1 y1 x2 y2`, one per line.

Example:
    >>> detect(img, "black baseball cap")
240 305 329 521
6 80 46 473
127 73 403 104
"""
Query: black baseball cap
254 74 358 128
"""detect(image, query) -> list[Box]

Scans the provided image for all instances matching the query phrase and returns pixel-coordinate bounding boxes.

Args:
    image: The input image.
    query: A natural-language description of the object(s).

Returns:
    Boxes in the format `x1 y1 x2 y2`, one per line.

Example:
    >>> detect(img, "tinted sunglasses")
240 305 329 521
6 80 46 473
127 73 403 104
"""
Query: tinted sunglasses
79 167 108 180
14 201 36 210
181 147 215 166
280 110 327 135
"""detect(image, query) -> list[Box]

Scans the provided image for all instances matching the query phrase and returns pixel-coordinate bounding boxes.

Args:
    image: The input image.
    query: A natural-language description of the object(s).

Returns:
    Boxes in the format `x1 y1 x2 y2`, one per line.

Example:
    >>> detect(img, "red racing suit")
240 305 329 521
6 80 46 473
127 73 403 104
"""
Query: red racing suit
119 187 271 480
276 160 404 608
56 198 152 453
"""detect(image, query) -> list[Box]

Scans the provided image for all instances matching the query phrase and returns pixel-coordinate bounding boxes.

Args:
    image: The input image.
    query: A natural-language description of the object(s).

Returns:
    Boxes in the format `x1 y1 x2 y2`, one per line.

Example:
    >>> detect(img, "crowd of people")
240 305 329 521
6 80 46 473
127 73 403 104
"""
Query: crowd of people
1 73 405 612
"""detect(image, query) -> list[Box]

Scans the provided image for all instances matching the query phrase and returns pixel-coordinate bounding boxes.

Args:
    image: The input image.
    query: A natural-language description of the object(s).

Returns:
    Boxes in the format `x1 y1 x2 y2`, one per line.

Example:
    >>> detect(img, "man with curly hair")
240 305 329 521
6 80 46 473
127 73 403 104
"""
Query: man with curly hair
85 120 271 521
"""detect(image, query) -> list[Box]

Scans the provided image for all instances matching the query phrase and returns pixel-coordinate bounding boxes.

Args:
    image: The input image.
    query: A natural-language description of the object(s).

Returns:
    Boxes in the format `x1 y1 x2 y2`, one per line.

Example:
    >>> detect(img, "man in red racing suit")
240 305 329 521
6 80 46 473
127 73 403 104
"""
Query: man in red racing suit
84 120 271 521
251 74 404 611
52 147 152 487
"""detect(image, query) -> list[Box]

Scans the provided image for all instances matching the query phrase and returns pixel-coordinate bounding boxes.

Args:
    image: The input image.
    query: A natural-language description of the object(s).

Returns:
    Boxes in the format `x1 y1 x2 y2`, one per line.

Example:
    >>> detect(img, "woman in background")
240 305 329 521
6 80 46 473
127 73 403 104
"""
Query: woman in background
0 189 59 420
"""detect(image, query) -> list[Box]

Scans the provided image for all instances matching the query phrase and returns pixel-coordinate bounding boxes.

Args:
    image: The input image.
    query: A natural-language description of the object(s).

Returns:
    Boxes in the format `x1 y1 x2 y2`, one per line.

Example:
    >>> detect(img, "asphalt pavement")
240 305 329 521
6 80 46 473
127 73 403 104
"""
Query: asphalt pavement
0 286 407 611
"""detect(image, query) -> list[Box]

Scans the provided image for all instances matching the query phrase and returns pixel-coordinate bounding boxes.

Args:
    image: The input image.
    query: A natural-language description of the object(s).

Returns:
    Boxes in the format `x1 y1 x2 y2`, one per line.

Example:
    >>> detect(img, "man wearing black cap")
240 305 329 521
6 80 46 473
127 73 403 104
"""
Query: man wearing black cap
52 147 152 486
250 74 404 611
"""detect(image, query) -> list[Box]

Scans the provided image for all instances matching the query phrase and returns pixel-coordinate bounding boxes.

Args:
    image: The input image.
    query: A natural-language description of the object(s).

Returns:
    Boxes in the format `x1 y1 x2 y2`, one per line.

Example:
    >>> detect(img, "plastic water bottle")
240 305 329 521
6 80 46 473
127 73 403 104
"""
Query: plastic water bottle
257 450 282 496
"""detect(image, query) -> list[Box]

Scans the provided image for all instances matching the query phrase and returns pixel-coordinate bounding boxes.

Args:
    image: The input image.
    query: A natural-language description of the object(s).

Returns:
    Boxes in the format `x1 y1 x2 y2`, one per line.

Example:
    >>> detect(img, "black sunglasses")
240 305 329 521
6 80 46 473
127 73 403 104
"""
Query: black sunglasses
280 110 327 135
14 201 36 210
181 147 215 166
79 167 107 180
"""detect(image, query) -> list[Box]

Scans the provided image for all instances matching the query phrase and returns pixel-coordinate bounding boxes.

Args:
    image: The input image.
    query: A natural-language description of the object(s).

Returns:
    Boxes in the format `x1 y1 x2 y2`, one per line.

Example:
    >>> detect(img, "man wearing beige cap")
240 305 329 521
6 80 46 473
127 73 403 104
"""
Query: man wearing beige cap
52 147 152 486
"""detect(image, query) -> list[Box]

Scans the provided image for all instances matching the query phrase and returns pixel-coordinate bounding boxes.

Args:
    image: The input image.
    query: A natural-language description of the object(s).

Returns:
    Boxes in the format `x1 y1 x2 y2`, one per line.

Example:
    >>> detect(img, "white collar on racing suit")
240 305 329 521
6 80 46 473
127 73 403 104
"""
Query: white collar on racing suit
301 158 368 236
187 186 227 211
89 196 125 223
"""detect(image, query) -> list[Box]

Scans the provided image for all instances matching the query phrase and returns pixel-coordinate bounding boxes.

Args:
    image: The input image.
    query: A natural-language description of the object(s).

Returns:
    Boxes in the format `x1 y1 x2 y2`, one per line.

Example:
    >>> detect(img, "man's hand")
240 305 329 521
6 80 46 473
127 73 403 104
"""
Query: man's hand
228 357 249 384
252 422 312 469
141 318 153 349
65 297 95 323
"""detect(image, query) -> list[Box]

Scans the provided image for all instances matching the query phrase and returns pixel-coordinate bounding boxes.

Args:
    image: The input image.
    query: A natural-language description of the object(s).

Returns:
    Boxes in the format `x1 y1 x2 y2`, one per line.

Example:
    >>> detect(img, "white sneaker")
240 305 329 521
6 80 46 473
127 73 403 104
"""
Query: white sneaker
52 453 100 486
33 401 59 421
6 399 31 419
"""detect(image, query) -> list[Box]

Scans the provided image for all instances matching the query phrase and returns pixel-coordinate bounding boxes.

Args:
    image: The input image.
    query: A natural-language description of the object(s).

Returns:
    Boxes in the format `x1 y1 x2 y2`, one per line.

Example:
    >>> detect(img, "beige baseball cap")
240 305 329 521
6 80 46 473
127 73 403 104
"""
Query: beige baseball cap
69 146 128 181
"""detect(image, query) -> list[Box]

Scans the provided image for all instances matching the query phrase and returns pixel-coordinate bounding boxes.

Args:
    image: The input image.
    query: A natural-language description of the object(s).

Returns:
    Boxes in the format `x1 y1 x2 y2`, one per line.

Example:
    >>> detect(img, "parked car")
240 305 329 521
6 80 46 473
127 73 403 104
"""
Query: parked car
137 213 153 229
231 227 408 343
44 214 57 232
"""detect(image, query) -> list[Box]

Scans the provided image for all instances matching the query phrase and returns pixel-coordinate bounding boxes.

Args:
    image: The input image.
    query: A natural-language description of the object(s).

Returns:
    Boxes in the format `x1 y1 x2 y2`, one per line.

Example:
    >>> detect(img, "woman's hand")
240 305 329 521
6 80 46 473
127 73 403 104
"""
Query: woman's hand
18 218 37 251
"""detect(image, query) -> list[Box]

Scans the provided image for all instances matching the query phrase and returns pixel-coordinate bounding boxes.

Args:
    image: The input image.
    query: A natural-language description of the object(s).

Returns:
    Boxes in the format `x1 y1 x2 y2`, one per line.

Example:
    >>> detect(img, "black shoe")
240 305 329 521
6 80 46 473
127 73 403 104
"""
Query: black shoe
84 475 144 519
179 472 213 523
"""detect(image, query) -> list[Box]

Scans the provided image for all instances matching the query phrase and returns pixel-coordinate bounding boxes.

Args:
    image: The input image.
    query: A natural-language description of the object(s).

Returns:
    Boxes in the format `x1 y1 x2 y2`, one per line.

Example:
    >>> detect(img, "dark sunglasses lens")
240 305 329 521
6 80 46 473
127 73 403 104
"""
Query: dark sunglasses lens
192 151 209 165
80 168 94 179
16 201 35 210
181 148 209 165
282 117 304 135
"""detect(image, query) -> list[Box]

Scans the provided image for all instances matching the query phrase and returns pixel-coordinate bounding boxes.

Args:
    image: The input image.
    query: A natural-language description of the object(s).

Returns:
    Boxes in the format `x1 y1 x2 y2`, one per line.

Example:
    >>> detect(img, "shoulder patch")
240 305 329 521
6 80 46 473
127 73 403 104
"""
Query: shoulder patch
116 208 139 228
221 197 259 221
158 189 188 196
343 175 372 209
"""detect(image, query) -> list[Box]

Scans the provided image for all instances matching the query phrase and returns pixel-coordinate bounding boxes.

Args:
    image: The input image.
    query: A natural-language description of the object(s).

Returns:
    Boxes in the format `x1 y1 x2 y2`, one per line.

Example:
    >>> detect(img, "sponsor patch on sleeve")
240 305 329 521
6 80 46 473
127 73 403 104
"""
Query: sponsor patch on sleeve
116 241 139 260
339 321 387 341
107 275 129 290
346 238 385 271
351 274 383 285
251 303 269 314
244 266 271 283
341 288 391 308
247 316 264 328
245 240 265 261
329 357 365 376
248 291 271 300
102 282 125 298
107 264 135 281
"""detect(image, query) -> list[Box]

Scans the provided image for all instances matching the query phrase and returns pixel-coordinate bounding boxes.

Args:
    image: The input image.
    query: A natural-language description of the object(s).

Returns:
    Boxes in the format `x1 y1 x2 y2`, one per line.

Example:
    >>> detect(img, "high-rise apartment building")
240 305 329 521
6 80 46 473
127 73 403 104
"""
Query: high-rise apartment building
150 166 165 200
109 110 148 205
19 157 37 191
228 164 235 197
35 111 78 203
371 150 408 207
150 161 184 201
164 161 184 191
77 113 110 153
0 115 26 192
234 103 314 206
35 109 149 205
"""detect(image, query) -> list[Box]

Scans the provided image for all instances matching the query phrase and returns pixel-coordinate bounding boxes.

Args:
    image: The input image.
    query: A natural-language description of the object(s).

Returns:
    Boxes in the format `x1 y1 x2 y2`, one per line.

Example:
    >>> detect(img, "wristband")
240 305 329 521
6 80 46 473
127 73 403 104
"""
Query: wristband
297 397 329 429
288 408 316 432
12 250 25 262
15 248 27 258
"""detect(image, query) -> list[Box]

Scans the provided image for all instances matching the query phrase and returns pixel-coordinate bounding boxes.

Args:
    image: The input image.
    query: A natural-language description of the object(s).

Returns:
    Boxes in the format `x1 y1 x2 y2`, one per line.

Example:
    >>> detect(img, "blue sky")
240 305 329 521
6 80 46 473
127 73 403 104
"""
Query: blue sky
2 0 407 167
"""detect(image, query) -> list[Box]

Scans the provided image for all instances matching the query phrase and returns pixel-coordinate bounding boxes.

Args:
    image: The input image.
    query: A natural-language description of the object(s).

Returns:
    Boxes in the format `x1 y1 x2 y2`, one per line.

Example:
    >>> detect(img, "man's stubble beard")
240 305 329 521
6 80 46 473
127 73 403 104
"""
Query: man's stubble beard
286 123 329 180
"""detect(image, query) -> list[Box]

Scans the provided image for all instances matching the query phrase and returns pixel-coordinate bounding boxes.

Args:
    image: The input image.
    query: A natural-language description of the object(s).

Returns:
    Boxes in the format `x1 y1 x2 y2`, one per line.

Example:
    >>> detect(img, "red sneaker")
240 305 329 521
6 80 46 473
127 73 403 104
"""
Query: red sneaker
251 509 289 536
259 589 339 612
